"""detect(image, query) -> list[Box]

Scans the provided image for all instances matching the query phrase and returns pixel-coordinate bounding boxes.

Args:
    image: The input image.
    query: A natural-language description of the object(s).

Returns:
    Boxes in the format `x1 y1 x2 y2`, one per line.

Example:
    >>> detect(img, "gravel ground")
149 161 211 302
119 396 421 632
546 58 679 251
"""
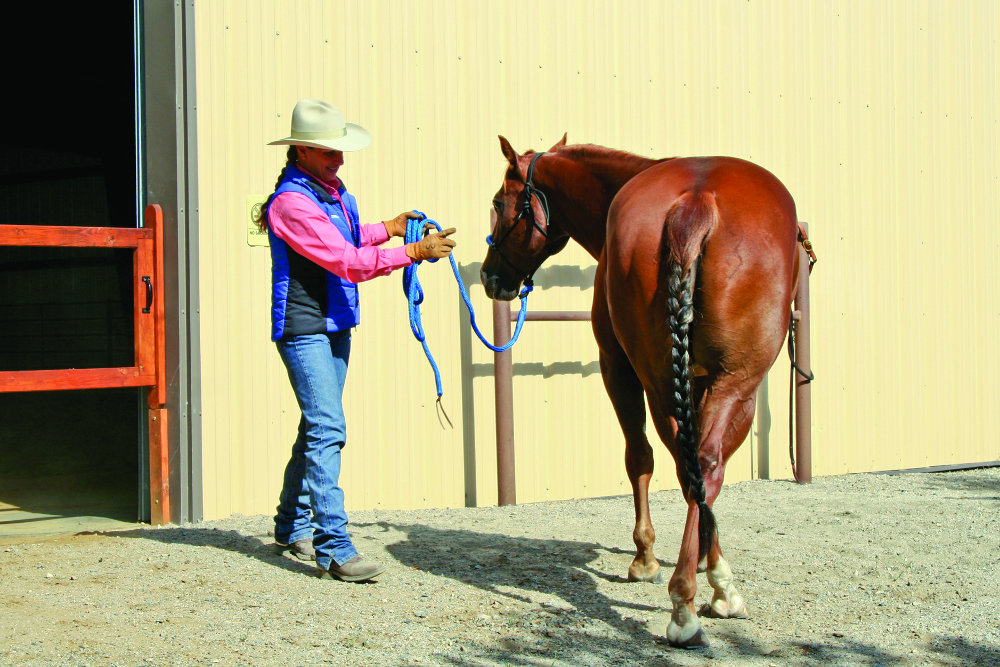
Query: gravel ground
1 467 998 666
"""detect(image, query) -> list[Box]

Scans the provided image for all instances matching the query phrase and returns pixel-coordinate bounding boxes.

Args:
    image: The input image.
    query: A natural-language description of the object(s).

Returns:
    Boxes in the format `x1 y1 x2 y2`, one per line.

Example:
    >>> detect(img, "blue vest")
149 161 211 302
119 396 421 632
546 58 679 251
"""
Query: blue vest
266 165 363 340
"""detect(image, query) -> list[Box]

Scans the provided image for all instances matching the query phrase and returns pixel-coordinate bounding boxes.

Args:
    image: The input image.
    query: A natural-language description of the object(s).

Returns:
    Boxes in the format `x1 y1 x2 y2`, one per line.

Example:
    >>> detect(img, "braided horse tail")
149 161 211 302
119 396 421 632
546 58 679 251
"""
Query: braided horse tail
664 189 719 561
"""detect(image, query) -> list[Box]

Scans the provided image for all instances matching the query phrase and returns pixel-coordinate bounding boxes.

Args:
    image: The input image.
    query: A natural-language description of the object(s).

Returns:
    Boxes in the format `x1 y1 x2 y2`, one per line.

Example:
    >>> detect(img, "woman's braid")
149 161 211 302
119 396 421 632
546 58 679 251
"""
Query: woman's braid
254 146 297 232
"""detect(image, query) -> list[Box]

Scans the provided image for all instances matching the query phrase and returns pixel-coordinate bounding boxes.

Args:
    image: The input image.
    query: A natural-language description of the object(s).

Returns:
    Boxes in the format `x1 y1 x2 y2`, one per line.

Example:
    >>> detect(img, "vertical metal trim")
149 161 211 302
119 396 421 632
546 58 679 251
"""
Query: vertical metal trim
133 0 146 225
178 0 203 522
142 0 183 521
141 0 201 524
133 0 149 522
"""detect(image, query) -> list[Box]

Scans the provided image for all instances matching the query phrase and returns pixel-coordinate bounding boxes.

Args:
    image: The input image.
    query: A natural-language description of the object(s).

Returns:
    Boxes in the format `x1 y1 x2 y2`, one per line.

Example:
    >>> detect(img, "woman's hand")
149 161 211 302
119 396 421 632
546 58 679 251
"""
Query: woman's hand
383 211 426 238
406 228 456 261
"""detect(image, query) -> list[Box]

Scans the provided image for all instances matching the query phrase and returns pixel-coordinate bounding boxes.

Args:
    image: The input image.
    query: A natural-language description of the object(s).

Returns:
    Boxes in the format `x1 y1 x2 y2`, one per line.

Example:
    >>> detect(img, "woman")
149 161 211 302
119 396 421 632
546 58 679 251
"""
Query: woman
257 98 455 582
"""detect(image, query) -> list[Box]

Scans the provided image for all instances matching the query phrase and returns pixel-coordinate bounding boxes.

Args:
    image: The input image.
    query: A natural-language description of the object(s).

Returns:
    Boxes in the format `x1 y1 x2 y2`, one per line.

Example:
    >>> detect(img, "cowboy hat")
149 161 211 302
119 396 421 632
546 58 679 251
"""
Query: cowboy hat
268 98 371 151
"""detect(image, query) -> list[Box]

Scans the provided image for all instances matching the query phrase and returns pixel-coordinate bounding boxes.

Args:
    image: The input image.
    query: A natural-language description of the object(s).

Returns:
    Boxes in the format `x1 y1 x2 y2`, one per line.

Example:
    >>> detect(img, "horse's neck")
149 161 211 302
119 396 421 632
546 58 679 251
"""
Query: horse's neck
562 145 659 189
544 146 661 258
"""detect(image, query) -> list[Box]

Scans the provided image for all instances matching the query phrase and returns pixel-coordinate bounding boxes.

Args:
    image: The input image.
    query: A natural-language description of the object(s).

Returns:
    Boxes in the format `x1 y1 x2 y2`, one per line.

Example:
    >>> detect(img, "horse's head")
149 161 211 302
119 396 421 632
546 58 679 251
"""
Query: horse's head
480 135 571 300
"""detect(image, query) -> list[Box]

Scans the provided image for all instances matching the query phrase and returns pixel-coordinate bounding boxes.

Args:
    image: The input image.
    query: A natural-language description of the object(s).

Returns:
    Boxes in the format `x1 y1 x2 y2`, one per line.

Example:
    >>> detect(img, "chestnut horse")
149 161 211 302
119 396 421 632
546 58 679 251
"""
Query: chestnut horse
481 136 800 647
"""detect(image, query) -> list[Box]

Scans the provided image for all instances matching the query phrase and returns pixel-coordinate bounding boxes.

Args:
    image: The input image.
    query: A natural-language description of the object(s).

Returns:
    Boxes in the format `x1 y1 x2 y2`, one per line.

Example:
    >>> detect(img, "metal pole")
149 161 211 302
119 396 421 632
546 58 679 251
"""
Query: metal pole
794 222 813 483
512 310 592 322
492 299 516 505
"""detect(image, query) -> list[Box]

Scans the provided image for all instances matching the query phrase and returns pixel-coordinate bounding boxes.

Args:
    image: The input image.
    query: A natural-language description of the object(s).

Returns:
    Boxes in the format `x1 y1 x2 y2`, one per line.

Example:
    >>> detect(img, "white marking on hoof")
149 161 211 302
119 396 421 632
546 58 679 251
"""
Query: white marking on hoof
706 555 749 618
667 620 708 648
668 595 706 648
701 599 749 619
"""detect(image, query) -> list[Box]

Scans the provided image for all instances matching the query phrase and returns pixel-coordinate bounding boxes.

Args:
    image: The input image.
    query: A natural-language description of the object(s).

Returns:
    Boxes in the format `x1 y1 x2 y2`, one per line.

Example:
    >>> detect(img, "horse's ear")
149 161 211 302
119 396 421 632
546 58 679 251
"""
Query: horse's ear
550 133 567 150
499 135 519 167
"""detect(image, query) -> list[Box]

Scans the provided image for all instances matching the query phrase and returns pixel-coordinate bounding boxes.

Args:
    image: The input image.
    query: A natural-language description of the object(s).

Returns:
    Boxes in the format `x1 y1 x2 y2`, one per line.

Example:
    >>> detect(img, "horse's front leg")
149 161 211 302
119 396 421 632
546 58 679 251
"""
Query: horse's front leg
624 421 659 583
594 289 660 583
599 342 660 582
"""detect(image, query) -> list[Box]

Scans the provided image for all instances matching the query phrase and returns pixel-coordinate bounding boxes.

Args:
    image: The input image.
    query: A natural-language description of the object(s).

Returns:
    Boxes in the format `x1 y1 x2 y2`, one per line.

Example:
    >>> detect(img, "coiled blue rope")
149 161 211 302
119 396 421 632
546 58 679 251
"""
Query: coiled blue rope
403 211 533 411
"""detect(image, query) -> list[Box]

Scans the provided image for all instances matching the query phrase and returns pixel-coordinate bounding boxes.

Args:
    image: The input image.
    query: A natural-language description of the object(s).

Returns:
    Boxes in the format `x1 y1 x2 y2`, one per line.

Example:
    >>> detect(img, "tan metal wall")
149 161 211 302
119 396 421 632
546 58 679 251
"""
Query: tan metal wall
192 0 1000 519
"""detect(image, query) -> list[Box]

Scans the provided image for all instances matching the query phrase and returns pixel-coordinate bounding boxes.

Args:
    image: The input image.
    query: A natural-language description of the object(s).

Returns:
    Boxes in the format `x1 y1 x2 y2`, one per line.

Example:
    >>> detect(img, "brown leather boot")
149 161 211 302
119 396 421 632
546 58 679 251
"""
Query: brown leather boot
274 539 316 561
318 555 386 582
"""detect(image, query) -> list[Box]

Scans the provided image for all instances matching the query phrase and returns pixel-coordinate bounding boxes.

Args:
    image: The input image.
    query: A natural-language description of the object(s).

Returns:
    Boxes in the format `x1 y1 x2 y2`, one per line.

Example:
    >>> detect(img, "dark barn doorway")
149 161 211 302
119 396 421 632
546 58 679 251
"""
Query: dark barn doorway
0 5 144 535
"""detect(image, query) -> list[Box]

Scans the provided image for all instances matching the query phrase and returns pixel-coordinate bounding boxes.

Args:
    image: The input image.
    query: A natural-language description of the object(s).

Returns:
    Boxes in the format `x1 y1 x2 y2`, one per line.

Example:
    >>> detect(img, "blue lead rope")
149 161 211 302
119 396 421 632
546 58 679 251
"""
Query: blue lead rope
403 211 533 416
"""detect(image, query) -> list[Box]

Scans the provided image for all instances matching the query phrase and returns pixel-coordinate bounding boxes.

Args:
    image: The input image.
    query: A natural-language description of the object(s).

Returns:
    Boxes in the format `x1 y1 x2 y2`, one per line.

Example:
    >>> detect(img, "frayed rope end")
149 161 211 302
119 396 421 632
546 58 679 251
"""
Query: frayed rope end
435 396 453 430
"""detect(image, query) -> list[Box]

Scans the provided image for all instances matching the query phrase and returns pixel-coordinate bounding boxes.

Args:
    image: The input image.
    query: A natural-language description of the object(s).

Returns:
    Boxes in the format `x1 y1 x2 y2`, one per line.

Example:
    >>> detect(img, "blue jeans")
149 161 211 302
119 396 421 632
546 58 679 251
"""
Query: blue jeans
274 331 358 570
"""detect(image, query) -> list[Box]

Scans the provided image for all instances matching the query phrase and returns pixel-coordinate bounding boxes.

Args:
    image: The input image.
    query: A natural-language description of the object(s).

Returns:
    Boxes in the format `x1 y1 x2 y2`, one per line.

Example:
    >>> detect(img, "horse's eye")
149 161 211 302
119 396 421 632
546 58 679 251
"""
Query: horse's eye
492 200 503 213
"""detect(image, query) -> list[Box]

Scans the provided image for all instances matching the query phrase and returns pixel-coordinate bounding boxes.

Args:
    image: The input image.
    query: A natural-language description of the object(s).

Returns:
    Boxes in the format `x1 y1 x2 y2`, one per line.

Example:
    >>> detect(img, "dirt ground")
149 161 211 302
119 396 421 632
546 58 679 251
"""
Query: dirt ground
1 467 998 666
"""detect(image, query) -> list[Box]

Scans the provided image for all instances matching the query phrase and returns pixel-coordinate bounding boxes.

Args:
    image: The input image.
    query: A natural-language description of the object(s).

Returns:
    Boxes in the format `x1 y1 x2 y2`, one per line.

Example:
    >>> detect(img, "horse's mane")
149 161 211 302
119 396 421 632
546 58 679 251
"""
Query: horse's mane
555 143 663 167
551 143 668 191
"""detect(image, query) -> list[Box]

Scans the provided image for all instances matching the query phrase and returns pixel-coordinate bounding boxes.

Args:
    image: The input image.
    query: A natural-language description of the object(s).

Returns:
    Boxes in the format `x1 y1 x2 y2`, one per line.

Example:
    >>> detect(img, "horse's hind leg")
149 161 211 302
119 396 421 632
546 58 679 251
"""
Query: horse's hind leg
702 538 749 619
667 499 708 647
594 292 660 582
698 387 756 620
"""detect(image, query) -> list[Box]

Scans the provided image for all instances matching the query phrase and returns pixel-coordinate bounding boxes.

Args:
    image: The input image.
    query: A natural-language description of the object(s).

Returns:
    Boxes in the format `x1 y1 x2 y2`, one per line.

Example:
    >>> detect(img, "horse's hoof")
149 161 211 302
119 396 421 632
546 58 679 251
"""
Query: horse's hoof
730 604 749 619
668 627 709 649
627 568 663 584
699 601 750 619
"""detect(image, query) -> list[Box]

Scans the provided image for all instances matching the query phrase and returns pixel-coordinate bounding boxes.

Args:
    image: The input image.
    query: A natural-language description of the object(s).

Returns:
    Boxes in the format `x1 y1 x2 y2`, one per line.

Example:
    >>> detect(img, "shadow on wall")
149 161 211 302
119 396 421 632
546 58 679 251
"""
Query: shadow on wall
456 261 600 380
453 262 602 507
457 262 597 291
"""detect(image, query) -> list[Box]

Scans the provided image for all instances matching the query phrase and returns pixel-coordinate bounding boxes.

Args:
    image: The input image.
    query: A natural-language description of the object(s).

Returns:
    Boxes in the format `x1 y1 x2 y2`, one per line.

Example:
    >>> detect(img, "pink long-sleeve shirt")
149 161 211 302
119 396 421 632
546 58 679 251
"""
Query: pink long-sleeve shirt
268 180 412 283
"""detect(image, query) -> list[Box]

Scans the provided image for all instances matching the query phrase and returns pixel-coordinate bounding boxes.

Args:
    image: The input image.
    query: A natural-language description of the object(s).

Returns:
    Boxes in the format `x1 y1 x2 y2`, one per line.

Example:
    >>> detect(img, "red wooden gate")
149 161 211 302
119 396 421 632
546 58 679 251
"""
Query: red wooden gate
0 205 170 524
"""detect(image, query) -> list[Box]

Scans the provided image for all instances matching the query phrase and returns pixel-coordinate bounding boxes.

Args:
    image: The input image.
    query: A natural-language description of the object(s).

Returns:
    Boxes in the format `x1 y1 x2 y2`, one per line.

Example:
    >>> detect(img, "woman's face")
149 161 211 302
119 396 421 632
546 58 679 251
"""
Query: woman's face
296 146 345 186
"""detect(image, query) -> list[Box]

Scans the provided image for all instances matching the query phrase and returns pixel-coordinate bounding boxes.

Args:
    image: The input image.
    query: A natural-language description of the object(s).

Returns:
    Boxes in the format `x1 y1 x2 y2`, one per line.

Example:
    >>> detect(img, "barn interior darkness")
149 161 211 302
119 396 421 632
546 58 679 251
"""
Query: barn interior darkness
0 7 142 531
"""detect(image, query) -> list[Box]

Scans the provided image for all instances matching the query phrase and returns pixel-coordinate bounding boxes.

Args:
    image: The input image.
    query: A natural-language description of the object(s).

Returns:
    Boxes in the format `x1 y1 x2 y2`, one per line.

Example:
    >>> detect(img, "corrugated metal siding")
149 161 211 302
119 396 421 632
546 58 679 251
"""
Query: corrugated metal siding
193 0 1000 519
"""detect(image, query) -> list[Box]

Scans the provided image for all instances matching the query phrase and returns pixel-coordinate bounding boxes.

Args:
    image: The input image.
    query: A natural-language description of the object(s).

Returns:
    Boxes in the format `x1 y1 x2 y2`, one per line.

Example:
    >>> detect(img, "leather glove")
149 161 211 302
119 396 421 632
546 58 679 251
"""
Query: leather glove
383 211 426 238
406 227 456 261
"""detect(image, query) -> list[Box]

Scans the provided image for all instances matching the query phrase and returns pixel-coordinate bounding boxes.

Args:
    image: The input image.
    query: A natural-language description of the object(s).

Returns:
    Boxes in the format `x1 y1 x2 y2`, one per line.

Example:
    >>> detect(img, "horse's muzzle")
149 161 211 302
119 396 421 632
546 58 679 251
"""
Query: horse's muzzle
480 269 520 301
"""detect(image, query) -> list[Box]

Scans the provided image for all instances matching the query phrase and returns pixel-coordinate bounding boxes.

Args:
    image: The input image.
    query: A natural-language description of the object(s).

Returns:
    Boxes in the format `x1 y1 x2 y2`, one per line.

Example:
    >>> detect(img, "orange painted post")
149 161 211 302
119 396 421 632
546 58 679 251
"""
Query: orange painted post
148 205 167 409
793 222 813 484
148 408 170 525
144 205 170 523
492 299 516 506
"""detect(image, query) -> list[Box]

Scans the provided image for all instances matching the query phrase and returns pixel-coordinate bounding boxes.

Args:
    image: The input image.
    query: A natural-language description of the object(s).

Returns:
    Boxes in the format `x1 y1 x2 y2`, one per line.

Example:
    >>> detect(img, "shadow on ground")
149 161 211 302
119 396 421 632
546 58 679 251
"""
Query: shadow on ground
110 518 1000 666
910 469 1000 499
111 525 316 578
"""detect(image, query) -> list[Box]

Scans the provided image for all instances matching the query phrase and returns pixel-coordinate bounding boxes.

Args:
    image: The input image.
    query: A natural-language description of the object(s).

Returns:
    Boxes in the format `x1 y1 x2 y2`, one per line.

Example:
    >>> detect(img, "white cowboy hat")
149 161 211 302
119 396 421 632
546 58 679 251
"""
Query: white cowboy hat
268 98 371 151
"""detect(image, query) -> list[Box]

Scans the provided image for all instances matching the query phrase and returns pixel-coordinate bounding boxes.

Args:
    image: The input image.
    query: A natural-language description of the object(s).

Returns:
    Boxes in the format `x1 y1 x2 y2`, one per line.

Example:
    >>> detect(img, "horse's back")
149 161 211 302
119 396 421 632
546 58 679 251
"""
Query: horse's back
609 156 796 241
604 156 799 385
